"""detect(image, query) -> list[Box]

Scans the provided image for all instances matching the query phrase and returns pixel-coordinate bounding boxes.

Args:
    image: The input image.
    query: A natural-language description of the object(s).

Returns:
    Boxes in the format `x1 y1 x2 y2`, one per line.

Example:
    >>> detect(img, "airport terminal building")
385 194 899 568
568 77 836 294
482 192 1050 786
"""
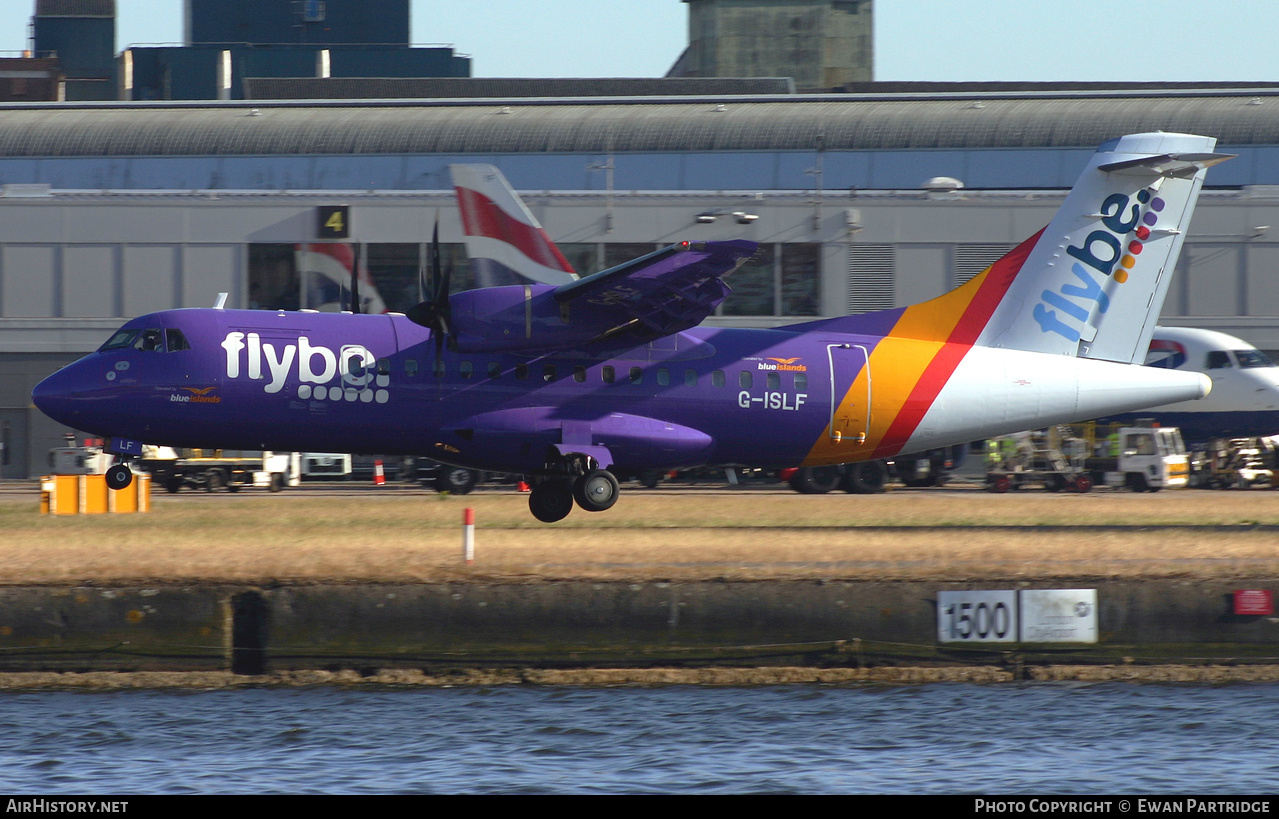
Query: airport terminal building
5 88 1279 477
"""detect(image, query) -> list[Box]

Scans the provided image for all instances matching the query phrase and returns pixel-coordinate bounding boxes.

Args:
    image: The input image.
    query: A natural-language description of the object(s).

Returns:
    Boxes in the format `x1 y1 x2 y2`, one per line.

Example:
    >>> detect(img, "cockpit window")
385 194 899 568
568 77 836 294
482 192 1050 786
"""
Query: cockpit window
1206 351 1232 369
100 329 139 351
100 326 187 353
166 329 191 352
1234 349 1275 369
134 329 164 352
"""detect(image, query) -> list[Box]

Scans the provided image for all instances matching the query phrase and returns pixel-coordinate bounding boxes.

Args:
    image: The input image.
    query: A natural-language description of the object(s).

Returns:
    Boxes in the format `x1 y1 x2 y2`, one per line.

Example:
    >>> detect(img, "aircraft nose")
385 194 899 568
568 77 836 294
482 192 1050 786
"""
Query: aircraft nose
32 364 87 427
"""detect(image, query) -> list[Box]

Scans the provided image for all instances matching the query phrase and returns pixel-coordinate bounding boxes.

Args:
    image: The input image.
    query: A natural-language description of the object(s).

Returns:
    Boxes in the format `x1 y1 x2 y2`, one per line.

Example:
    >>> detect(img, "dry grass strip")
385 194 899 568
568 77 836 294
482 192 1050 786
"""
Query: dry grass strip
5 489 1279 585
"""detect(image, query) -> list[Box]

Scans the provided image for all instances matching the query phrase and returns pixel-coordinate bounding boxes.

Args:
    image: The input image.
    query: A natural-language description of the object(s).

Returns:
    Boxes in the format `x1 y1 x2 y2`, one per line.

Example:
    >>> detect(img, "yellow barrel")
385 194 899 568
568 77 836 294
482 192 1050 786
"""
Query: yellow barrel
111 473 150 513
51 474 79 515
80 474 109 514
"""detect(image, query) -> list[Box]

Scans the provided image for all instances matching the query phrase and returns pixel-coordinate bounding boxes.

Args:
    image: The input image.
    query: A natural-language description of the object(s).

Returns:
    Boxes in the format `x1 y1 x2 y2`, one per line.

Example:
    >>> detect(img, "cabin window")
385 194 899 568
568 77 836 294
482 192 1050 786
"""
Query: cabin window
1125 433 1156 456
487 362 501 379
515 363 528 380
346 355 367 380
1206 351 1232 369
794 373 807 391
377 359 391 375
543 365 556 382
573 365 587 383
657 368 670 386
712 370 725 388
405 359 418 378
602 366 615 384
685 369 697 386
459 361 474 380
165 329 191 352
766 372 781 390
739 371 752 388
629 367 643 384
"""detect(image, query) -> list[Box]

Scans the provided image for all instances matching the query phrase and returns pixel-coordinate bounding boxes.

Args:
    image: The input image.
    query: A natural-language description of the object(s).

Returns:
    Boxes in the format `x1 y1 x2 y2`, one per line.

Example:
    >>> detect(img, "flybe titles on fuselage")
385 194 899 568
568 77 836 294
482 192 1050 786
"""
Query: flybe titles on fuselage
220 331 389 403
1034 188 1165 343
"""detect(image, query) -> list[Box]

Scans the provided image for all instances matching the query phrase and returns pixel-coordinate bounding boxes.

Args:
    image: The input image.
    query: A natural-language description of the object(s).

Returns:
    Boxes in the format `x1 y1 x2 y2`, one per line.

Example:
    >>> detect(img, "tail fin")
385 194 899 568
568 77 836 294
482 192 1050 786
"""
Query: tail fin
973 132 1232 363
449 164 578 287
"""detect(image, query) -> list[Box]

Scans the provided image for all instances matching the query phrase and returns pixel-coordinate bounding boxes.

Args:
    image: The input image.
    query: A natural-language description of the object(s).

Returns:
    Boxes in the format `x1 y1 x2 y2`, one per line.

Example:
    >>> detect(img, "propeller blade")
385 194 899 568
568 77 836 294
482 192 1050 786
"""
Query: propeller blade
406 214 452 359
349 247 360 314
430 218 443 303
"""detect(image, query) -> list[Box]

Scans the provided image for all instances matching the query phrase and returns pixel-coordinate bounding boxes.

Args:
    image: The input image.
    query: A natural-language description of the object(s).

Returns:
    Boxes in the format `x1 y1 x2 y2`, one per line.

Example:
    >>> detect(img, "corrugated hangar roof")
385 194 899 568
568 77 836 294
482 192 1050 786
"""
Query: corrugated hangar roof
2 91 1278 157
242 77 798 100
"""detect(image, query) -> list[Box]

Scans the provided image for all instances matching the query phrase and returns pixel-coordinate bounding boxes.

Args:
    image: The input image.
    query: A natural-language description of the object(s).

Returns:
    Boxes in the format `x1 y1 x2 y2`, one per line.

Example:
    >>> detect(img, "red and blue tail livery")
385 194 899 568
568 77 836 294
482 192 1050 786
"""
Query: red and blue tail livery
34 134 1229 521
451 163 577 288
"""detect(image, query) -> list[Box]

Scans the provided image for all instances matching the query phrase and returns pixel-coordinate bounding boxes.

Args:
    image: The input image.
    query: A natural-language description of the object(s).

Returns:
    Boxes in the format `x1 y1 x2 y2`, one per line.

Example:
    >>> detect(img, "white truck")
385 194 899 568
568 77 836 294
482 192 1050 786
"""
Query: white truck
139 448 299 493
985 424 1190 492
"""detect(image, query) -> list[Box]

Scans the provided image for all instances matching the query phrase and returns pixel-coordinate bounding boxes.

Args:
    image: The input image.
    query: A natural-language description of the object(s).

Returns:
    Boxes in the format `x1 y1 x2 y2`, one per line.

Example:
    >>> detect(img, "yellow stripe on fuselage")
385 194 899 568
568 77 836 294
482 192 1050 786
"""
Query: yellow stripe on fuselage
801 266 994 467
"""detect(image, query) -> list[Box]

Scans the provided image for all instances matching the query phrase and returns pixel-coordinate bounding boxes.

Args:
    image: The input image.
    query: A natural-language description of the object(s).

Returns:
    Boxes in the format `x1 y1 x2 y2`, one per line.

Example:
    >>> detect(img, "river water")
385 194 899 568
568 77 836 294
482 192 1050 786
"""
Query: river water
1 682 1276 794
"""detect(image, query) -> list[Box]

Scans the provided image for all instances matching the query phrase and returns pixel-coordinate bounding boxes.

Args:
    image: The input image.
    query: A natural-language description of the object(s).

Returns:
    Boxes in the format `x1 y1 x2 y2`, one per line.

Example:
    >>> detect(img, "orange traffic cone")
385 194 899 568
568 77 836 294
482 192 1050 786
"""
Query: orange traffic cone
516 480 531 493
374 460 385 486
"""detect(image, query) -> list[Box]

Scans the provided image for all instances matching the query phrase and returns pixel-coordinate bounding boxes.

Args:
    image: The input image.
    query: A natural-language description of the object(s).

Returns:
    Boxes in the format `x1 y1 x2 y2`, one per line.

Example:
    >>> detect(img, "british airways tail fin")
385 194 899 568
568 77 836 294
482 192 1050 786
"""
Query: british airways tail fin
973 132 1232 363
449 164 578 287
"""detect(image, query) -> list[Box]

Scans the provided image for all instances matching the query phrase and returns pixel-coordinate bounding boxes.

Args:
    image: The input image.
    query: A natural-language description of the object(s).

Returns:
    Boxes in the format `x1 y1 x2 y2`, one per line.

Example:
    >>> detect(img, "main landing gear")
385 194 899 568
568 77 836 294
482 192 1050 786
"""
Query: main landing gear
528 468 621 523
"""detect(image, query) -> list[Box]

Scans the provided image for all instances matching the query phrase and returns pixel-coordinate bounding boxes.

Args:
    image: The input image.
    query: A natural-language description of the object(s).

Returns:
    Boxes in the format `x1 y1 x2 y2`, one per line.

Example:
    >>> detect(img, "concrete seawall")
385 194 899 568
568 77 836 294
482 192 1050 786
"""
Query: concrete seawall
2 579 1276 677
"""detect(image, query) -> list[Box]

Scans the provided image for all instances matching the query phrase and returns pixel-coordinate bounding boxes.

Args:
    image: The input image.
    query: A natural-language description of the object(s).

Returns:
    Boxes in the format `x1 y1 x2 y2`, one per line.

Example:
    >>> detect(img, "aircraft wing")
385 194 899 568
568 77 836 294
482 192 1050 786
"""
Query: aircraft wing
446 239 759 354
551 240 759 345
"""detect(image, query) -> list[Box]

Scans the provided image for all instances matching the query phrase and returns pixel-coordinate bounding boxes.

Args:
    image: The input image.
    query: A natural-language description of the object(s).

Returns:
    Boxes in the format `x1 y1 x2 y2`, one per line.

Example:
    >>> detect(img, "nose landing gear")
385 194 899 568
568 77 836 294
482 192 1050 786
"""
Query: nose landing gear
105 461 134 490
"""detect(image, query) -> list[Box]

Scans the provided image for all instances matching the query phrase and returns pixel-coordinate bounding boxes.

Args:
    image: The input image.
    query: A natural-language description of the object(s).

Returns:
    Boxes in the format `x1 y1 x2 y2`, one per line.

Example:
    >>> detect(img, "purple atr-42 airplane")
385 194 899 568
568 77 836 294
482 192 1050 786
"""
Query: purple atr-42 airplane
34 133 1230 522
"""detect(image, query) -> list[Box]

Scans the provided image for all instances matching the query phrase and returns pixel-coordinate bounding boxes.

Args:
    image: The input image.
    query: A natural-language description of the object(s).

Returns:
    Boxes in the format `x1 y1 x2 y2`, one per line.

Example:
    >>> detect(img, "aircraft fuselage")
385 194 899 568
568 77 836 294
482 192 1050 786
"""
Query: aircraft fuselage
34 307 1209 477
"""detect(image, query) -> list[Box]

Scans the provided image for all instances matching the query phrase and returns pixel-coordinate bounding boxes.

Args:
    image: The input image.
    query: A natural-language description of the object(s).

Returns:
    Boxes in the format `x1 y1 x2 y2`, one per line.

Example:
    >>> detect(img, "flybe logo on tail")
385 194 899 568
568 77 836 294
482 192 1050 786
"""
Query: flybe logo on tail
221 332 390 403
1034 189 1165 342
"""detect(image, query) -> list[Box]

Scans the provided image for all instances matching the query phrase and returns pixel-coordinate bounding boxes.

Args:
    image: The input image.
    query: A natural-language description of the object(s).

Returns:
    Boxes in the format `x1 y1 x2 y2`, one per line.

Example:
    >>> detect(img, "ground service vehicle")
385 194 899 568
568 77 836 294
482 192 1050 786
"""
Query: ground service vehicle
139 448 296 493
985 425 1189 492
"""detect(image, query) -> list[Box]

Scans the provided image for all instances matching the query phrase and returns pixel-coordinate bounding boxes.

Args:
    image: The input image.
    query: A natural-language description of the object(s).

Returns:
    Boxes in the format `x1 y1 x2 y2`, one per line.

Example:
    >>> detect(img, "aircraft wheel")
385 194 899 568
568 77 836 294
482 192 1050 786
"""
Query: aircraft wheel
435 467 478 495
105 464 133 491
530 479 574 523
573 469 620 512
843 461 887 494
789 466 840 494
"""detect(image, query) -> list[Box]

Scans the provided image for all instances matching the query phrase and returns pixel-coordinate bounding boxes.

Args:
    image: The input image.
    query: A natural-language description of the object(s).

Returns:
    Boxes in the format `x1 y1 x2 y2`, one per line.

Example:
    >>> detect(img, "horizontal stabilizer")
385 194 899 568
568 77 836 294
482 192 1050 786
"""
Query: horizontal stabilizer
1098 152 1236 178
